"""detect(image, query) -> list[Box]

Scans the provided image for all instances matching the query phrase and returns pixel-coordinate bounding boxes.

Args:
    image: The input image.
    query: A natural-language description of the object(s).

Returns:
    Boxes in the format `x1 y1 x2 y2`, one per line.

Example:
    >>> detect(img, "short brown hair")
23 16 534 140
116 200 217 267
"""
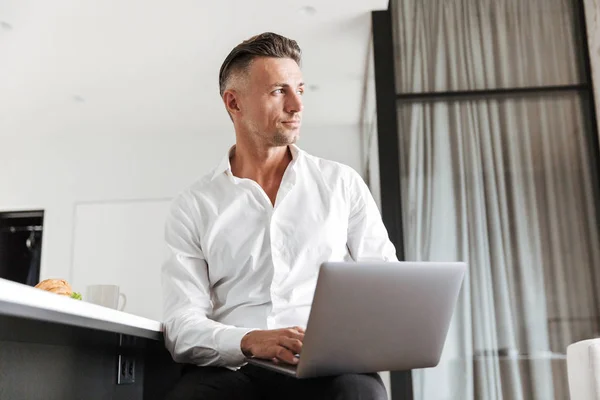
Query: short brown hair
218 32 302 96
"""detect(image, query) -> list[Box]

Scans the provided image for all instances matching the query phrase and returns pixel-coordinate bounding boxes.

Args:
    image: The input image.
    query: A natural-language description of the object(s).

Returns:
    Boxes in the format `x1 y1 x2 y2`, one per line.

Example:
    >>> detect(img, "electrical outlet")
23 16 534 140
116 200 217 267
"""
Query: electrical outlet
117 354 136 385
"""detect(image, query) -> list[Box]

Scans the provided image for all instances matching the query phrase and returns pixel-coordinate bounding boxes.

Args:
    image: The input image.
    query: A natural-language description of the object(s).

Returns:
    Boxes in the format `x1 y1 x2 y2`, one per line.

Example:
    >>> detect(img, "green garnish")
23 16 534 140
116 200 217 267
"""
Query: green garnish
71 292 82 300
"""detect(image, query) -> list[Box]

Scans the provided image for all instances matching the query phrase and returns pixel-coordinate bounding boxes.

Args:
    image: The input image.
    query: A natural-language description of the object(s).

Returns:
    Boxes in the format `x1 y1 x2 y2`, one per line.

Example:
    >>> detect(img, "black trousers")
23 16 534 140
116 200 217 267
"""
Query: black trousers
165 364 388 400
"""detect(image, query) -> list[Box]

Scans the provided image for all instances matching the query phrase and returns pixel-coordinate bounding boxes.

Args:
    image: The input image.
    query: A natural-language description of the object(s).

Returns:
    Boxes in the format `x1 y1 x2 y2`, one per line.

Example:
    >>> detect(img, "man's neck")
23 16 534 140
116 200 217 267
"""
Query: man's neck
230 142 292 189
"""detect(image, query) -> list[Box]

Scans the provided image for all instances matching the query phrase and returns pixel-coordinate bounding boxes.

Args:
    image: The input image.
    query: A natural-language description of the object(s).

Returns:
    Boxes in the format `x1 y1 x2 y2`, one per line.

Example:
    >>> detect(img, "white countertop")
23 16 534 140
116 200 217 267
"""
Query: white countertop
0 278 163 340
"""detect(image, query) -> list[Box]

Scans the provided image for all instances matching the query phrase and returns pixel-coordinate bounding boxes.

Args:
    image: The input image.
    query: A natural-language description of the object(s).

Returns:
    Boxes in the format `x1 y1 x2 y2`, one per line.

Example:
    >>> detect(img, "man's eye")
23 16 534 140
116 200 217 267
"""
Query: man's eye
297 90 304 95
273 89 284 94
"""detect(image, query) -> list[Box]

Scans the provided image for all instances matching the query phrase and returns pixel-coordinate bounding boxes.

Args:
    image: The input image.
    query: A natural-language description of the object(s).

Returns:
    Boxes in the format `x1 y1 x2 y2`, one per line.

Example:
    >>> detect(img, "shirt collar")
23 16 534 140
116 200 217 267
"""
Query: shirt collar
211 144 302 181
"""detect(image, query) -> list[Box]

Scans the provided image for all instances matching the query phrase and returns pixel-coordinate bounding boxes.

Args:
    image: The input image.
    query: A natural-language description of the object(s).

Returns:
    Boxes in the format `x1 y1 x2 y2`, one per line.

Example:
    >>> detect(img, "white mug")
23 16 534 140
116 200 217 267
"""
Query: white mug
86 284 127 311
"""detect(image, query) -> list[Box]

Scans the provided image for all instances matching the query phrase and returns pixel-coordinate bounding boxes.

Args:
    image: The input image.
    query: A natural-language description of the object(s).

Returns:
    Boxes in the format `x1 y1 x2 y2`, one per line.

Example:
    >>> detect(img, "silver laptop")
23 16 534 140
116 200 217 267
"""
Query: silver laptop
247 261 466 379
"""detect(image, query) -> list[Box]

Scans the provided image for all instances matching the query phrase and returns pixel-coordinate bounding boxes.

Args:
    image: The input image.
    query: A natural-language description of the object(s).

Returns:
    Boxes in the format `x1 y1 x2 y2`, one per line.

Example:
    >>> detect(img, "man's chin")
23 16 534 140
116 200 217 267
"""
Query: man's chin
272 131 299 146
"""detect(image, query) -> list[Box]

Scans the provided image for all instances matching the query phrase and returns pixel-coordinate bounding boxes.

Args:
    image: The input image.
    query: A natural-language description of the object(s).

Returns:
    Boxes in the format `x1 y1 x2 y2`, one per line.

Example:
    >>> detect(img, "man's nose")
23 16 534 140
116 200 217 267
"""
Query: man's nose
285 92 304 114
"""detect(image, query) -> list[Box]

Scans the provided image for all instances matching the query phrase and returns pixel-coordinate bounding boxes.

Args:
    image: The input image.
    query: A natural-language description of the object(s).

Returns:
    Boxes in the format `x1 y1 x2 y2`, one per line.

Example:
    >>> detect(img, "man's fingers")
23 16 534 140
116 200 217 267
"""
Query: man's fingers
284 328 305 342
278 336 303 355
292 326 306 334
275 346 299 365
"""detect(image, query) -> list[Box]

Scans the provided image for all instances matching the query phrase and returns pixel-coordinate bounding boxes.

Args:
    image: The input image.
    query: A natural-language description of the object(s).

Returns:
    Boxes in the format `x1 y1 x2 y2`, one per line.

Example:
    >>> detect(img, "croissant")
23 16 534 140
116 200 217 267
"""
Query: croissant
34 279 73 297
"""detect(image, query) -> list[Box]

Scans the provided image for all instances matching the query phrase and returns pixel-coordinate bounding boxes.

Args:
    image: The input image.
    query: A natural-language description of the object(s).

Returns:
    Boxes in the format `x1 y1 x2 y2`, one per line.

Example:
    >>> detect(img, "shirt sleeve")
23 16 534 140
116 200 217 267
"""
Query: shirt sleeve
161 194 254 368
345 167 398 261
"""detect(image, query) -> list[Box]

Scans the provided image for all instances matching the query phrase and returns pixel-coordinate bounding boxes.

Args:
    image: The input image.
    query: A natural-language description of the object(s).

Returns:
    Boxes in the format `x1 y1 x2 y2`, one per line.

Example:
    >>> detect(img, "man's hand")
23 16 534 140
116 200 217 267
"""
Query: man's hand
241 326 305 365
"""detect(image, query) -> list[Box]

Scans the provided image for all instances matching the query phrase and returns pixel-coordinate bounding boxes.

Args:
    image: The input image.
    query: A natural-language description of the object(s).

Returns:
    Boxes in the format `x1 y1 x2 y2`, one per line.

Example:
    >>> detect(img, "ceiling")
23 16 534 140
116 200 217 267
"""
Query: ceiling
0 0 387 138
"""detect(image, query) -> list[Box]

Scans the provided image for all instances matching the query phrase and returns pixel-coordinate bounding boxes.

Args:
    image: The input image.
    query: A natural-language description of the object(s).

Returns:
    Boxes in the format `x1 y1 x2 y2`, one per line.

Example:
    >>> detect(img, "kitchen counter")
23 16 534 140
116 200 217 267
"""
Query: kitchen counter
0 278 162 340
0 278 178 400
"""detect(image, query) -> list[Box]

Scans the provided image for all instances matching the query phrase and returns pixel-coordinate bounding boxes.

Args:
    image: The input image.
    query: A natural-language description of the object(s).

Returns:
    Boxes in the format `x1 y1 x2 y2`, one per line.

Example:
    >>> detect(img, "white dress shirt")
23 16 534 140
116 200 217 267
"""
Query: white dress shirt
161 145 397 368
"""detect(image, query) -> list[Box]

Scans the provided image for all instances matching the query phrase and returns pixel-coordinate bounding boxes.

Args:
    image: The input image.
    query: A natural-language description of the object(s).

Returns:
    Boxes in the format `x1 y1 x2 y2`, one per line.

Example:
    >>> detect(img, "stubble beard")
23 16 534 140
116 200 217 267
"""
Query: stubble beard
243 120 299 147
269 119 301 146
271 129 298 146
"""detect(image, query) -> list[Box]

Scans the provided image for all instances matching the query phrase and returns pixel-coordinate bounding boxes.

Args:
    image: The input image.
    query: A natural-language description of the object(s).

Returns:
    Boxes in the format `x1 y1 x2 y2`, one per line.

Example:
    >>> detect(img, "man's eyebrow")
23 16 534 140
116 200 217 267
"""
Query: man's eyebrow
270 82 305 88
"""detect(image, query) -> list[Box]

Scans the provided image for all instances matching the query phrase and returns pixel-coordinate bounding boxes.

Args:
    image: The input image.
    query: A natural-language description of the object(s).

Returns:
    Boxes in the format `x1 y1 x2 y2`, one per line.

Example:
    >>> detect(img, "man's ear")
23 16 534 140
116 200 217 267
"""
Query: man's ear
223 90 241 116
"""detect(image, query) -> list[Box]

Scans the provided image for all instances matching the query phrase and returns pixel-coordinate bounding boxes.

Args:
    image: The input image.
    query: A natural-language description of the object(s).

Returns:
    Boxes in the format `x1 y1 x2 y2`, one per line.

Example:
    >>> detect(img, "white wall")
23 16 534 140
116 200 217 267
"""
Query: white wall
361 34 381 211
0 124 362 317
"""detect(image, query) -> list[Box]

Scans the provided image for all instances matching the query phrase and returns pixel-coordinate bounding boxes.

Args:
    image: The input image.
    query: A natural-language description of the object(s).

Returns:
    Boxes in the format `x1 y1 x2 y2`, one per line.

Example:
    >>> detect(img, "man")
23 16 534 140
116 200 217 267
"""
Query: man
162 32 397 400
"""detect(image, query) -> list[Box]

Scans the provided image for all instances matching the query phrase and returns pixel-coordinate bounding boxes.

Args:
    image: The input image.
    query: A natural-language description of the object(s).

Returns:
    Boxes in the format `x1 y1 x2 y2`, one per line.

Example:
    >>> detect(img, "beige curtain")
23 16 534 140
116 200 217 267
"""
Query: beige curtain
392 0 600 399
393 0 582 93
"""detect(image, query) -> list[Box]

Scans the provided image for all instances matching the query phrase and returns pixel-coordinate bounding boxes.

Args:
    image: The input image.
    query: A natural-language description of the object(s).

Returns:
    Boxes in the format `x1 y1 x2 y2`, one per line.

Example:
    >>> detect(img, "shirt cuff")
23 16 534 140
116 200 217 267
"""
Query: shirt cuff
216 327 257 367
